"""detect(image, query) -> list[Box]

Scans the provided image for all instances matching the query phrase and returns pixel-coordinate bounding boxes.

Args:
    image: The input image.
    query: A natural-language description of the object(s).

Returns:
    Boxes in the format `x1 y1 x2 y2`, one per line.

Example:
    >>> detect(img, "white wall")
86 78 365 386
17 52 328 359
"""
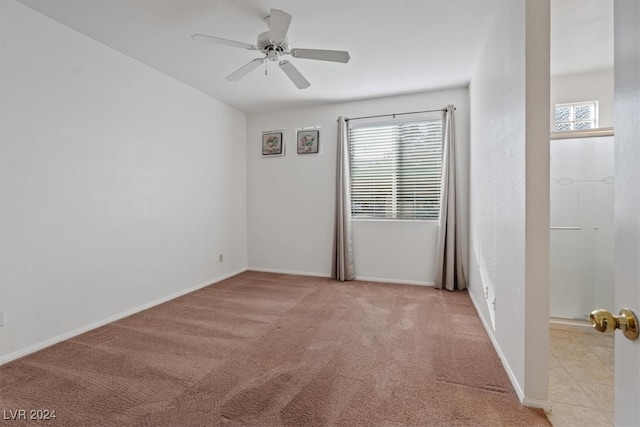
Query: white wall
0 0 247 362
469 0 550 407
247 88 469 285
551 68 614 128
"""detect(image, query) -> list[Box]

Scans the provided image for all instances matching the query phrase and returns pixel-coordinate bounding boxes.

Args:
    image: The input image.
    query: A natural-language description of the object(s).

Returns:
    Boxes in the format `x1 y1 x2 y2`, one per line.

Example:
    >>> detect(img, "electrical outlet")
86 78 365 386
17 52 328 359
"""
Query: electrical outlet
219 254 224 263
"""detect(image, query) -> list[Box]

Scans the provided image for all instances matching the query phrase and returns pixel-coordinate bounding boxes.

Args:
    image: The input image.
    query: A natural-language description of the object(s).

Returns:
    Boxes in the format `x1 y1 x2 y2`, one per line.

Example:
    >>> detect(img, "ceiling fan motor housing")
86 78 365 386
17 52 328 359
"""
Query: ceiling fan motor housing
257 31 289 61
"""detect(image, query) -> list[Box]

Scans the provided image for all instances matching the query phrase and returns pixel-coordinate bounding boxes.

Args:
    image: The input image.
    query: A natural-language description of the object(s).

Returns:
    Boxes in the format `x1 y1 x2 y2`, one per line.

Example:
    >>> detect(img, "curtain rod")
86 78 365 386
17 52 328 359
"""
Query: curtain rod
343 106 454 122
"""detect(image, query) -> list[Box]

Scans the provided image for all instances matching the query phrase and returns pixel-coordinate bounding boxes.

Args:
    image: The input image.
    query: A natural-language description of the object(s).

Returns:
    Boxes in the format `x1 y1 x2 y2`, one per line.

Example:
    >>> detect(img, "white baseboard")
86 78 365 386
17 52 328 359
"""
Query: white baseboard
247 267 332 278
0 267 247 366
549 317 596 333
469 289 552 410
522 397 552 410
355 276 434 287
247 267 432 287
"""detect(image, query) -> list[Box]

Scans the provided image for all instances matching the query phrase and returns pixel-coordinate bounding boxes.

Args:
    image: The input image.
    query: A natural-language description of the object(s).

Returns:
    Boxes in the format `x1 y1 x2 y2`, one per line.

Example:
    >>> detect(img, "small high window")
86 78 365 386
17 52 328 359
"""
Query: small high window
554 101 598 131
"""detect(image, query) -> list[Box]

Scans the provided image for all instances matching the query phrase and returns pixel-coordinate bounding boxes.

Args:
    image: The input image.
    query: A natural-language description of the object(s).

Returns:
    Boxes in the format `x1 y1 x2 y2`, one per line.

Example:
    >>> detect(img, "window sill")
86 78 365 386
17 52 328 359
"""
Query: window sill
550 127 614 140
351 218 440 224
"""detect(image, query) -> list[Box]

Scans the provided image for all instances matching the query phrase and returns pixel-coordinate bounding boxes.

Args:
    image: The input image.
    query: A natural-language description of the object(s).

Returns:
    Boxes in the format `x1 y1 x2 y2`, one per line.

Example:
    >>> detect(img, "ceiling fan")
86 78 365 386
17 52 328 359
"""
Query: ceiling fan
192 9 350 89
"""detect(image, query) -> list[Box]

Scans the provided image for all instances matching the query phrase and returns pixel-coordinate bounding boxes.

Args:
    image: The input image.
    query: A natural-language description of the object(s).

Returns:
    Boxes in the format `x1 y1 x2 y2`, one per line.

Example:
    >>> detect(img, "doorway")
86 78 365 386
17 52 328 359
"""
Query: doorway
546 131 616 427
547 0 615 425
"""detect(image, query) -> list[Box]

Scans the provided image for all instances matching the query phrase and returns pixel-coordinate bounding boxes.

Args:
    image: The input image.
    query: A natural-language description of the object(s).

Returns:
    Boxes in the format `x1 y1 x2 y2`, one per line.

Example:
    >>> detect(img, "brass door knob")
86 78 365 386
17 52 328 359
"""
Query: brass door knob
590 308 639 341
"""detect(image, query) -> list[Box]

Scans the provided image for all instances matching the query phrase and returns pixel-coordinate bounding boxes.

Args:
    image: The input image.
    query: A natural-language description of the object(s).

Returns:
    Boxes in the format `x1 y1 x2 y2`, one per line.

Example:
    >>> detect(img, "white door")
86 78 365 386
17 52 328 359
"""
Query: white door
613 1 639 425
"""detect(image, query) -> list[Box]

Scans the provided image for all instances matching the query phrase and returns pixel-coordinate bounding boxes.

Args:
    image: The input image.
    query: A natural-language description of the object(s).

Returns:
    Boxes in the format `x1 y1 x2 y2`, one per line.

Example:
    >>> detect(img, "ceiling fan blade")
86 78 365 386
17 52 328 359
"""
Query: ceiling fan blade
226 58 264 81
290 49 350 63
191 34 256 50
268 9 292 44
279 60 310 89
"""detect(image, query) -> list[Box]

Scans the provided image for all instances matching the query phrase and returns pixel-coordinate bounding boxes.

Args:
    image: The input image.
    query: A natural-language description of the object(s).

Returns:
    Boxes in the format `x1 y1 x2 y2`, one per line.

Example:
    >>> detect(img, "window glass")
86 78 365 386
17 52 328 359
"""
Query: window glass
554 101 598 131
349 117 443 220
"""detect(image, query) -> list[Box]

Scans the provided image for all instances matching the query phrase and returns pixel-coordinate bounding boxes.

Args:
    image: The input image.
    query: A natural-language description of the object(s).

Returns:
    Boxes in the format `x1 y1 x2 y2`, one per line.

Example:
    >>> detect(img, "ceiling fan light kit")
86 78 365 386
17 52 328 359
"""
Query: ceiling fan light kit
192 9 350 89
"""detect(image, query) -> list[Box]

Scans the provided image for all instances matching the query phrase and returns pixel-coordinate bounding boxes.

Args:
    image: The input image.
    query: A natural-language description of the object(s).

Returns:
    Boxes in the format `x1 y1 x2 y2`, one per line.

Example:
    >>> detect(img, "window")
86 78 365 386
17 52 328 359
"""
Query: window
554 101 598 131
349 116 443 220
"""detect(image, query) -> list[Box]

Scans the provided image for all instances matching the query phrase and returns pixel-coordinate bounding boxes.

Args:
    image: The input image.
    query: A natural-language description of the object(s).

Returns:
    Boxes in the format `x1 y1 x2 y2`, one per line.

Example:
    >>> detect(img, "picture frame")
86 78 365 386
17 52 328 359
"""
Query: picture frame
262 132 284 156
297 129 320 154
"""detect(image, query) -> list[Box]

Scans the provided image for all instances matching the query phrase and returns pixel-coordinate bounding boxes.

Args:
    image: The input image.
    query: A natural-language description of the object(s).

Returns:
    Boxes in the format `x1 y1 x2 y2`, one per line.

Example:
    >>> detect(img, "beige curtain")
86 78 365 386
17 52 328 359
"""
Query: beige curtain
333 117 355 281
434 105 467 291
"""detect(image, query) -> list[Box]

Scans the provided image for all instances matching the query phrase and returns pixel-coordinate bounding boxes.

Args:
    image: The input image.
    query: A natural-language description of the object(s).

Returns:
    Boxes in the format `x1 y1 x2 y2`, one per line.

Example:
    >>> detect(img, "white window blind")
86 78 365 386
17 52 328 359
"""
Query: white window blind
349 116 443 220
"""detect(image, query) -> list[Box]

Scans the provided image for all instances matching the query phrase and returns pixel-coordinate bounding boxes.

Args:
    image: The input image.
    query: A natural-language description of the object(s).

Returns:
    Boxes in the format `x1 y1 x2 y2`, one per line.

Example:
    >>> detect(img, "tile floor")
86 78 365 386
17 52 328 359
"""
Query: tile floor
545 328 615 427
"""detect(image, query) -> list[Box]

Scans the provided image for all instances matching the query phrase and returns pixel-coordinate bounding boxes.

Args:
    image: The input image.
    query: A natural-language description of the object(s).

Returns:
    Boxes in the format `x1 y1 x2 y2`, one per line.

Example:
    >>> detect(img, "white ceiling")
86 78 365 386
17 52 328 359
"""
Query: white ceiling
16 0 613 113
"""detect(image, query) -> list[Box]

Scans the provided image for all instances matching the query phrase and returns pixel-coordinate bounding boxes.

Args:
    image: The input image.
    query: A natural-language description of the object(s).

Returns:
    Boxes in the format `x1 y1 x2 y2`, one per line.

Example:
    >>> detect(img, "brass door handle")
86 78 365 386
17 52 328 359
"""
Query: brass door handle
590 308 639 341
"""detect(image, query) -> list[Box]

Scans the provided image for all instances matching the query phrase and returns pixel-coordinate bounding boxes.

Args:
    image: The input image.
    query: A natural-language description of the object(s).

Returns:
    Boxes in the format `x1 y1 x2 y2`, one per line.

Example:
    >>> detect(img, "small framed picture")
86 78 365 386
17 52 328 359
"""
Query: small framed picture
262 132 283 156
297 129 319 154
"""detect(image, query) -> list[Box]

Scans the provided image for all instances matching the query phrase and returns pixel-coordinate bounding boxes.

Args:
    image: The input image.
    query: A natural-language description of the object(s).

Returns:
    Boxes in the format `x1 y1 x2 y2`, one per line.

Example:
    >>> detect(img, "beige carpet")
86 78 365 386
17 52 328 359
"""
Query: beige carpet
0 271 550 426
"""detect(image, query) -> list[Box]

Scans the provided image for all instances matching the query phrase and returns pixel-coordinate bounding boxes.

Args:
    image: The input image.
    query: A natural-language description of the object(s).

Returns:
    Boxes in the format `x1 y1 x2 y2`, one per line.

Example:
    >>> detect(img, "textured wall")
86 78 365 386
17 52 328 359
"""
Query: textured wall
0 0 247 361
469 0 550 405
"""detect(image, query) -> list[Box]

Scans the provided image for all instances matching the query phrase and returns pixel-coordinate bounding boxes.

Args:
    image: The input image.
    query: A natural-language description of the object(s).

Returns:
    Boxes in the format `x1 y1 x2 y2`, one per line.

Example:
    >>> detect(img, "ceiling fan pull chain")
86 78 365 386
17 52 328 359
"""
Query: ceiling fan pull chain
265 60 268 76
